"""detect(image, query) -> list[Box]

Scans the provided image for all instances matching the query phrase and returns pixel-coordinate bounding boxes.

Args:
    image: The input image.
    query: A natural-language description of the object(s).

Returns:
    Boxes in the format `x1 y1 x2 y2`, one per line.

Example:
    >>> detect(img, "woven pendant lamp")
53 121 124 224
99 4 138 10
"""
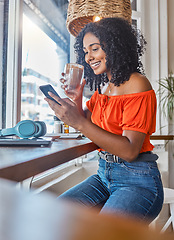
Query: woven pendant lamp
66 0 132 37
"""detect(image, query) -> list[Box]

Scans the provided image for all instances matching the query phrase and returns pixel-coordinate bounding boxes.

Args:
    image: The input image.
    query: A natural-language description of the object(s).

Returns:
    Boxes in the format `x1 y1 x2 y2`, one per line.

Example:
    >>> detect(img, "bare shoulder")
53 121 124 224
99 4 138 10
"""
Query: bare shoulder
123 72 152 94
129 72 152 93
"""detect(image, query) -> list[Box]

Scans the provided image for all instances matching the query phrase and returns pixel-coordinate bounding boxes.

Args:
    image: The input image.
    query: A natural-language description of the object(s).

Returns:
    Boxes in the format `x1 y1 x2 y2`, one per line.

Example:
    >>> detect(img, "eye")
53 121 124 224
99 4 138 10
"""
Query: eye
92 47 99 52
84 51 88 55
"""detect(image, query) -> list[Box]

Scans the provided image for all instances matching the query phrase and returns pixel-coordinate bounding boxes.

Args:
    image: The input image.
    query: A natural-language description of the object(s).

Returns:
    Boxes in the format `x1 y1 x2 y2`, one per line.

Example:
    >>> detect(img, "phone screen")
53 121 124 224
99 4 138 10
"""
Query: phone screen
39 84 61 105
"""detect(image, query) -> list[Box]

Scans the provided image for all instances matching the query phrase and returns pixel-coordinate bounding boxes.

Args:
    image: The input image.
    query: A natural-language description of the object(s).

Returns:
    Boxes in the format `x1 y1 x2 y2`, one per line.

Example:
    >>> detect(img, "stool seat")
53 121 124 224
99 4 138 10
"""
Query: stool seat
161 188 174 232
164 188 174 204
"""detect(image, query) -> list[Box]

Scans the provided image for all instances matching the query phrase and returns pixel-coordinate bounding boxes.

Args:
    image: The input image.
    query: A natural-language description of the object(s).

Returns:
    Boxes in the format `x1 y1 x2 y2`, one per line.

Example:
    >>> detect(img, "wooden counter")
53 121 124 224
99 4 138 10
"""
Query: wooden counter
150 135 174 140
0 135 173 182
0 138 98 182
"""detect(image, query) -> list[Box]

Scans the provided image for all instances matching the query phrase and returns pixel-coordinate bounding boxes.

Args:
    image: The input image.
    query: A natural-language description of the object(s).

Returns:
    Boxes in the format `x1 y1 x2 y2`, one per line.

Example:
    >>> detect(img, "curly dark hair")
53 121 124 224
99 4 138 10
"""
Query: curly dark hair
74 17 147 93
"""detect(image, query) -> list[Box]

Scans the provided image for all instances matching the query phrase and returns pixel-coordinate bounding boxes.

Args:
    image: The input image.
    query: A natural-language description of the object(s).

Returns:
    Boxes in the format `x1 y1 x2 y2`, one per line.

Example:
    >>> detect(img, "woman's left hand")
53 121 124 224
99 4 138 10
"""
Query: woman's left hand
44 92 84 130
60 74 86 102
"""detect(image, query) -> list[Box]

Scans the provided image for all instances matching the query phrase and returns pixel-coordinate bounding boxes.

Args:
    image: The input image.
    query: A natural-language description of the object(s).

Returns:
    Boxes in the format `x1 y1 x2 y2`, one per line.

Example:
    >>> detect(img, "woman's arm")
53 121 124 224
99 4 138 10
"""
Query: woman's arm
45 93 145 162
46 73 151 162
77 118 146 162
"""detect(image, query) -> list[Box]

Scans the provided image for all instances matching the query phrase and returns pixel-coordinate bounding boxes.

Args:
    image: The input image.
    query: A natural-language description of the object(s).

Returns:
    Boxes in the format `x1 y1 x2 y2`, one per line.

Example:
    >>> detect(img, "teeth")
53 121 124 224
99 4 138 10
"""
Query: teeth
91 62 100 67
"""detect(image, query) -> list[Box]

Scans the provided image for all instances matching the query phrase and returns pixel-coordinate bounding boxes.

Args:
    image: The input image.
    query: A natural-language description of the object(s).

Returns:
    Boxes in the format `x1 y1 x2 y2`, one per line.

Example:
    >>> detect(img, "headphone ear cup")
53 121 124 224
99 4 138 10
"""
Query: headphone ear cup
34 121 47 138
1 120 37 138
16 120 37 138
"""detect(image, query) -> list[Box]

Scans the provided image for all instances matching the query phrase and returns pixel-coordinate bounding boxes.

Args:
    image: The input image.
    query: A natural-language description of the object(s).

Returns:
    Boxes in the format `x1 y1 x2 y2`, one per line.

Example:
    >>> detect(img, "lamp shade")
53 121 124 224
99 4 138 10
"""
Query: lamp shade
66 0 132 37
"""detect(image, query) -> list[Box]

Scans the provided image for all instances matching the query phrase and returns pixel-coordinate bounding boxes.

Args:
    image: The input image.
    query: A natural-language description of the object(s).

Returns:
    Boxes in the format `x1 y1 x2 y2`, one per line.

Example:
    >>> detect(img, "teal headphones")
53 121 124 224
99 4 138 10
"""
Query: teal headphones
0 120 47 138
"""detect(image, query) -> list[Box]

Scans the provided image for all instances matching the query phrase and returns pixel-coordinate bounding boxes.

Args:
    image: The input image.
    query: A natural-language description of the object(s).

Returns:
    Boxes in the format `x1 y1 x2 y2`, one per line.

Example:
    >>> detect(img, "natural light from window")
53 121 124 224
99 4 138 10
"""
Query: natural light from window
21 14 67 133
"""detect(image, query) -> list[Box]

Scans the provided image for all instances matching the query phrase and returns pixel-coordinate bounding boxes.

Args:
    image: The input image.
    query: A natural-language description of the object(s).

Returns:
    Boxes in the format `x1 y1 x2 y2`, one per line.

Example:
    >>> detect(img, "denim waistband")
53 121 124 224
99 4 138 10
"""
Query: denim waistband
99 151 158 163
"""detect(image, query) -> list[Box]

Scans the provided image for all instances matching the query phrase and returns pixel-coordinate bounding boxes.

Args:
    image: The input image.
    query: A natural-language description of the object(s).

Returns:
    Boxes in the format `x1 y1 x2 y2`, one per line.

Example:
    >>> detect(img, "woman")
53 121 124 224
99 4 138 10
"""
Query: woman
45 18 163 223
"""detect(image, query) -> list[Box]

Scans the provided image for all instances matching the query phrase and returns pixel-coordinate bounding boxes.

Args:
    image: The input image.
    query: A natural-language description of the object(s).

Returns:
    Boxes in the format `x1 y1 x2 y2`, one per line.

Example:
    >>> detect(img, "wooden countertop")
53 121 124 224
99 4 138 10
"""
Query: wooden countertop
0 134 173 182
150 135 174 140
0 138 98 182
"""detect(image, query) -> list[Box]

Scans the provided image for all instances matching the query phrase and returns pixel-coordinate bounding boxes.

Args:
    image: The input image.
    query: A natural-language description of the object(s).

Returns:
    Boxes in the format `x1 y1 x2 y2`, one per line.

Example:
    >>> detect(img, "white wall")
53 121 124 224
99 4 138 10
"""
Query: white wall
0 0 4 128
141 0 174 189
168 0 174 189
142 0 168 136
168 0 174 72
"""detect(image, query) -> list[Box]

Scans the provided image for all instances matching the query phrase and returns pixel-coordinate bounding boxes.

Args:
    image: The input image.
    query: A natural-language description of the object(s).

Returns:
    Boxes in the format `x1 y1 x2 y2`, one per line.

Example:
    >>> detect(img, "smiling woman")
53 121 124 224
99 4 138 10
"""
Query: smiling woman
44 17 164 223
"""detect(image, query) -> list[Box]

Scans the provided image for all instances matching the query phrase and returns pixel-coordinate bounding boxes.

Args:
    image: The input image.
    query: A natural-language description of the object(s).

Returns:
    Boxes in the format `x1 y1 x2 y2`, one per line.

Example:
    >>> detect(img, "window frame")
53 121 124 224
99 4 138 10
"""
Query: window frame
3 0 23 128
131 0 142 30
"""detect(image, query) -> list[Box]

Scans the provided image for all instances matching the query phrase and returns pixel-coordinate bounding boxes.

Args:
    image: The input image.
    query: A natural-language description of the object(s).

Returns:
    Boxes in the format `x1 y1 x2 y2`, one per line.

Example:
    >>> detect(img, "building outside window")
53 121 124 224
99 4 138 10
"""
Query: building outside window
21 0 70 133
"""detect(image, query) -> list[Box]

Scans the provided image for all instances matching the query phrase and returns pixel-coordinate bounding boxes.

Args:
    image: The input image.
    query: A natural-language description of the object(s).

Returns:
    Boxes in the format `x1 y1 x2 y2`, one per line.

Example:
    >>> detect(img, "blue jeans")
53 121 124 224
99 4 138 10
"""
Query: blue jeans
58 154 164 223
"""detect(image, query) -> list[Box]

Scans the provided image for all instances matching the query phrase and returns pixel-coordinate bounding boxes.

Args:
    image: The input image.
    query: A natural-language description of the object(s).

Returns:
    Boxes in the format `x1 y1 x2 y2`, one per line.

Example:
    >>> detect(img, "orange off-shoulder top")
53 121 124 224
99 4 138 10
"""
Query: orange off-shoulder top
86 89 157 153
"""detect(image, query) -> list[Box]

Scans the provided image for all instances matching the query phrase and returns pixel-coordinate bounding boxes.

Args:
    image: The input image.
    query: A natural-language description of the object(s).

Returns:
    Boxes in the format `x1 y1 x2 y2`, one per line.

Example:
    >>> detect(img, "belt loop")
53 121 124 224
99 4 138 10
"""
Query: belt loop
99 152 119 163
113 155 119 163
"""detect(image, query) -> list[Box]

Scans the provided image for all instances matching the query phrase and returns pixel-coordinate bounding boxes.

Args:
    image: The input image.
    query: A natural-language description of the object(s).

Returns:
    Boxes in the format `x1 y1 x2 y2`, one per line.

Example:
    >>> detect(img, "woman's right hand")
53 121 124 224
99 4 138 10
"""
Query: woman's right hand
60 73 86 102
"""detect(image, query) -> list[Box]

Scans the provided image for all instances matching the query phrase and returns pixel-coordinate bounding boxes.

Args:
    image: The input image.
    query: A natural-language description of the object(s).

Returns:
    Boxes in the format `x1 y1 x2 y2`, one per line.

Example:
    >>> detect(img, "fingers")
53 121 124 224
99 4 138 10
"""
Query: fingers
44 97 59 111
62 97 75 106
60 78 67 84
61 84 68 90
48 92 61 103
60 72 66 83
60 74 68 92
48 92 74 107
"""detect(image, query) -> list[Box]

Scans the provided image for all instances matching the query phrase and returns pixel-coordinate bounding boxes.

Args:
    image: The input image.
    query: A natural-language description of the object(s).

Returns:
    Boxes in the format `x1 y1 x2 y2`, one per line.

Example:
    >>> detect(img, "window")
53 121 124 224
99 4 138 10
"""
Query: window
131 0 142 30
21 0 70 133
131 0 137 11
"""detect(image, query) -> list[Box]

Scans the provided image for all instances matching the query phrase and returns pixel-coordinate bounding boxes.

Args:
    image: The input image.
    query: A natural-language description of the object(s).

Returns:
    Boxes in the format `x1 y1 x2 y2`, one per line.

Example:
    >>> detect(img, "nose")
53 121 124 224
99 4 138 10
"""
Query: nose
85 52 94 64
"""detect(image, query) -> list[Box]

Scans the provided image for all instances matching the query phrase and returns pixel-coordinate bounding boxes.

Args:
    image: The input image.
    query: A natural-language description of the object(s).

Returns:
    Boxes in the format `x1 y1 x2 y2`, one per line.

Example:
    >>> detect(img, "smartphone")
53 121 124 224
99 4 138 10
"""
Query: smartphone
39 84 61 105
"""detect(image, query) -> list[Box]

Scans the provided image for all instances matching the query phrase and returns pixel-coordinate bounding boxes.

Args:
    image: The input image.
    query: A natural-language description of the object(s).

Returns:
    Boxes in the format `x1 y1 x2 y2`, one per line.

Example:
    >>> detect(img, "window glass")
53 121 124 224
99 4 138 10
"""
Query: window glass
131 0 141 30
131 0 137 11
132 19 137 29
21 12 69 133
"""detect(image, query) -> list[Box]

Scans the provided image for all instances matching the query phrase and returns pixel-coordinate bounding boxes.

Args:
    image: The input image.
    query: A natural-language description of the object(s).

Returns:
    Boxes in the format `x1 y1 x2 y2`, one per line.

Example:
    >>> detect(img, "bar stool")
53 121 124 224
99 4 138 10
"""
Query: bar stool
161 187 174 232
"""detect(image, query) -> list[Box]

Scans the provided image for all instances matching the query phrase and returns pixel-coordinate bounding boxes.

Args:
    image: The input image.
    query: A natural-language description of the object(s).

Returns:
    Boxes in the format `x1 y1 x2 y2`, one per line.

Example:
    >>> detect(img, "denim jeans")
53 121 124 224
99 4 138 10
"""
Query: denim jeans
59 153 164 223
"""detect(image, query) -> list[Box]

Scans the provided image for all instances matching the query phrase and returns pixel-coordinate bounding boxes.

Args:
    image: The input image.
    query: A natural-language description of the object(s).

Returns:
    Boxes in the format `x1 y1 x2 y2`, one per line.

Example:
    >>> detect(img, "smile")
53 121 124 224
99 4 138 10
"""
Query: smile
90 61 101 69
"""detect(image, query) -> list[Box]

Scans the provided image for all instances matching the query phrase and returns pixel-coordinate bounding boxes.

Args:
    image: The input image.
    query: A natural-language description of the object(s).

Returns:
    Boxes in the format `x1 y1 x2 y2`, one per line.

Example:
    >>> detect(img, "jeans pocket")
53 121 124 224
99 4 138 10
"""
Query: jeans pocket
121 161 151 175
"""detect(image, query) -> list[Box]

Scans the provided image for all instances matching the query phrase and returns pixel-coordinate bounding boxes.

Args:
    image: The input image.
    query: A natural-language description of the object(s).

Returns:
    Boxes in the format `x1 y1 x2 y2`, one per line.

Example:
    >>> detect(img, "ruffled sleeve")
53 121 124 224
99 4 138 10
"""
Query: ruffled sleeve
86 91 98 112
121 90 157 134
